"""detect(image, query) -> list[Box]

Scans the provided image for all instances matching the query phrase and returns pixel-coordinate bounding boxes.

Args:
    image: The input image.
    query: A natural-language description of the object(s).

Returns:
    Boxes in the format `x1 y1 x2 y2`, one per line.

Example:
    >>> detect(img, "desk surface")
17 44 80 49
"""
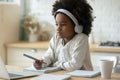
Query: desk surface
0 65 119 80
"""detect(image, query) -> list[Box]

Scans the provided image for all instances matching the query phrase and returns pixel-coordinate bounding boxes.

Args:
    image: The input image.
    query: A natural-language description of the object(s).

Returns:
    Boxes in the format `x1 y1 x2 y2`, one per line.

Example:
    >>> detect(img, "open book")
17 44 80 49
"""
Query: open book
31 74 71 80
66 70 100 78
23 67 61 73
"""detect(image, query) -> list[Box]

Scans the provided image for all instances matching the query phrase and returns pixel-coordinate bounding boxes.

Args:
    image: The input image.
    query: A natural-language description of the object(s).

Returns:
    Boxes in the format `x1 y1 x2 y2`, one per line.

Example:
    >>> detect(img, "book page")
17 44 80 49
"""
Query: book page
66 70 100 78
31 74 71 80
23 67 61 73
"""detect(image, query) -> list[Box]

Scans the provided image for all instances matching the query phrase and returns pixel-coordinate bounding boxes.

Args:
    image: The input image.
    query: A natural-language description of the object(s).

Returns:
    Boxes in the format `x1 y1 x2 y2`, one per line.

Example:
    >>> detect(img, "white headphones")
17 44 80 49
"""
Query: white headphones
56 9 83 34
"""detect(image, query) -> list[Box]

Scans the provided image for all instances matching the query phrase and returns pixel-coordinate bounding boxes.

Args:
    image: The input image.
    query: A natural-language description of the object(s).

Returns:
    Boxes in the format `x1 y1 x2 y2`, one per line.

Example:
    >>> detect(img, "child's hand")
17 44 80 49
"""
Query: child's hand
33 60 43 70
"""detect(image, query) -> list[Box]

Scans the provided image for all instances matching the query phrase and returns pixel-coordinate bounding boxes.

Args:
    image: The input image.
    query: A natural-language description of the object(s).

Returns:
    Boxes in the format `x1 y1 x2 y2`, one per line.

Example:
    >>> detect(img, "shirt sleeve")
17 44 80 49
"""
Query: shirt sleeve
41 35 56 68
54 35 89 71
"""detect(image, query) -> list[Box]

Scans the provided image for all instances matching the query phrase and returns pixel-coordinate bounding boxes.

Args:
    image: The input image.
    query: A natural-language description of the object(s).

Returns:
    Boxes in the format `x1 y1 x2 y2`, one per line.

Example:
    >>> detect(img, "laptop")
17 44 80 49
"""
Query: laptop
0 56 38 80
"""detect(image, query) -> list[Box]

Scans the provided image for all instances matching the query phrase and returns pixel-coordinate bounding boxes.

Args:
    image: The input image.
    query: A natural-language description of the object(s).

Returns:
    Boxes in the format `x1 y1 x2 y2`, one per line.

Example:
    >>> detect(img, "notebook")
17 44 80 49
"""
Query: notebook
31 74 71 80
0 56 38 80
24 66 61 73
66 70 101 78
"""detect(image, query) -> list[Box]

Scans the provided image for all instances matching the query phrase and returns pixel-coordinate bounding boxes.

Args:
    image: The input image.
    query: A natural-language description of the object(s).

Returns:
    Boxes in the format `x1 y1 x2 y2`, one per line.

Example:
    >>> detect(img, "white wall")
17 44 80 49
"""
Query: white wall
88 0 120 43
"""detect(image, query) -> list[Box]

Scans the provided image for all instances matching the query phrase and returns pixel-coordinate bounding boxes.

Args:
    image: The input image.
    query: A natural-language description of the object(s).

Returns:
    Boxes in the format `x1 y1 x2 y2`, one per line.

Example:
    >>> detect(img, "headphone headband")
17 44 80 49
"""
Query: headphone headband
55 9 83 34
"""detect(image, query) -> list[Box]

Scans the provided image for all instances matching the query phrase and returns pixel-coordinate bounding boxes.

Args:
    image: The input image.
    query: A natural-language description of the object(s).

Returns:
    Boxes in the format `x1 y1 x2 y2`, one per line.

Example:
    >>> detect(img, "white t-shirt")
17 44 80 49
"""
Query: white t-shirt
42 33 93 71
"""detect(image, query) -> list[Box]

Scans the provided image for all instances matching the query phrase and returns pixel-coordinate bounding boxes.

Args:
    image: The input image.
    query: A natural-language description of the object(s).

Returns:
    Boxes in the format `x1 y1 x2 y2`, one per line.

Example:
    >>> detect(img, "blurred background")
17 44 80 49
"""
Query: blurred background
0 0 120 71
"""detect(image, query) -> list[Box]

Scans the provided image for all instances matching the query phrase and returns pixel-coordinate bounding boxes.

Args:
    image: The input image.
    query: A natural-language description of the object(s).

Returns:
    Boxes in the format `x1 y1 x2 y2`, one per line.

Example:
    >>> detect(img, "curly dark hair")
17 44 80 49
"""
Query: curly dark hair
52 0 93 36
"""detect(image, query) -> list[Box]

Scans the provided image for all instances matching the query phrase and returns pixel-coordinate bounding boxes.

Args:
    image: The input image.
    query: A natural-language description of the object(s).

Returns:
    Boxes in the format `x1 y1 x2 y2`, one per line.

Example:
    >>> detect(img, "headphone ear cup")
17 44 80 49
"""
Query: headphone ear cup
74 25 83 33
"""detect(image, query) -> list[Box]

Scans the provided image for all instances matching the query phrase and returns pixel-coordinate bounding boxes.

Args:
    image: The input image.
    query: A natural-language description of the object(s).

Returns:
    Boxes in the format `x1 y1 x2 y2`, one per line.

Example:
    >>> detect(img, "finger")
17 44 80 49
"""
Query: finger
36 60 43 64
35 60 40 64
34 63 41 69
34 63 40 69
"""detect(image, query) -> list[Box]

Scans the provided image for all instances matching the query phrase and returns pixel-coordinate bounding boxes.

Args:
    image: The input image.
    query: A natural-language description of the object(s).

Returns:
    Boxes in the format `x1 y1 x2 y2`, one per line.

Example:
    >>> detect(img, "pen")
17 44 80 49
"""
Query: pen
23 54 47 64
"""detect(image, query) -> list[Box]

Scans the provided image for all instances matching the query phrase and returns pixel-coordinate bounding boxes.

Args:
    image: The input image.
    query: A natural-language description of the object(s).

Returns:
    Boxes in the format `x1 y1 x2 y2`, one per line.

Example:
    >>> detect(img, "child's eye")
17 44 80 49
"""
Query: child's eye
61 23 66 26
56 23 58 26
55 22 67 27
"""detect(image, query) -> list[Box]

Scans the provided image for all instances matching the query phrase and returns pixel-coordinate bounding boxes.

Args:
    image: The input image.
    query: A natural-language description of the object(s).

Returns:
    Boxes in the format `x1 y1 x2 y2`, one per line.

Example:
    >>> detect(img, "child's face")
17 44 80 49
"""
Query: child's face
55 13 75 40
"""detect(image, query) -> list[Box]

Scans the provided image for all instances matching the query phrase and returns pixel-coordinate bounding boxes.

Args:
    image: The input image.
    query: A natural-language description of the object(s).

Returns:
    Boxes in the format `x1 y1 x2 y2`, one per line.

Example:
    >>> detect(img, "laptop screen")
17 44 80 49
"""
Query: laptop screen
0 56 38 79
0 56 10 79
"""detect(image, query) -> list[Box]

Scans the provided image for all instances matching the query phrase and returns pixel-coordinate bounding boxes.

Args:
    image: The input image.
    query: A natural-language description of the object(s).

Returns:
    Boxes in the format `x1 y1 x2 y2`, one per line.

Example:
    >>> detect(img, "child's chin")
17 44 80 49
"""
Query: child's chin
57 34 63 38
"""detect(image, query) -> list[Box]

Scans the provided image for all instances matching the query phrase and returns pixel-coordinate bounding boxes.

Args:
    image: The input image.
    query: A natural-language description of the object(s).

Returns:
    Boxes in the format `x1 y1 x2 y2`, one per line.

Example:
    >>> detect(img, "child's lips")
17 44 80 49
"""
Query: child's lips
57 32 62 36
57 32 61 34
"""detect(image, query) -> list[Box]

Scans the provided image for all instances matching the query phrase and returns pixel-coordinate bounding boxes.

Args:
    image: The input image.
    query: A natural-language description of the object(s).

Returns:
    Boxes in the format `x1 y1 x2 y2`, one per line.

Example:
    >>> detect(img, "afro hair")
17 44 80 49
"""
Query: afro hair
52 0 93 36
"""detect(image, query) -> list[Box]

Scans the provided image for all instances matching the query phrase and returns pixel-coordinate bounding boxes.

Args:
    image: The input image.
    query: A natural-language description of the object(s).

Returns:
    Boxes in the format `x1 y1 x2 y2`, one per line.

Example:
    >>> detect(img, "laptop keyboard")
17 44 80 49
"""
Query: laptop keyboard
8 73 24 77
